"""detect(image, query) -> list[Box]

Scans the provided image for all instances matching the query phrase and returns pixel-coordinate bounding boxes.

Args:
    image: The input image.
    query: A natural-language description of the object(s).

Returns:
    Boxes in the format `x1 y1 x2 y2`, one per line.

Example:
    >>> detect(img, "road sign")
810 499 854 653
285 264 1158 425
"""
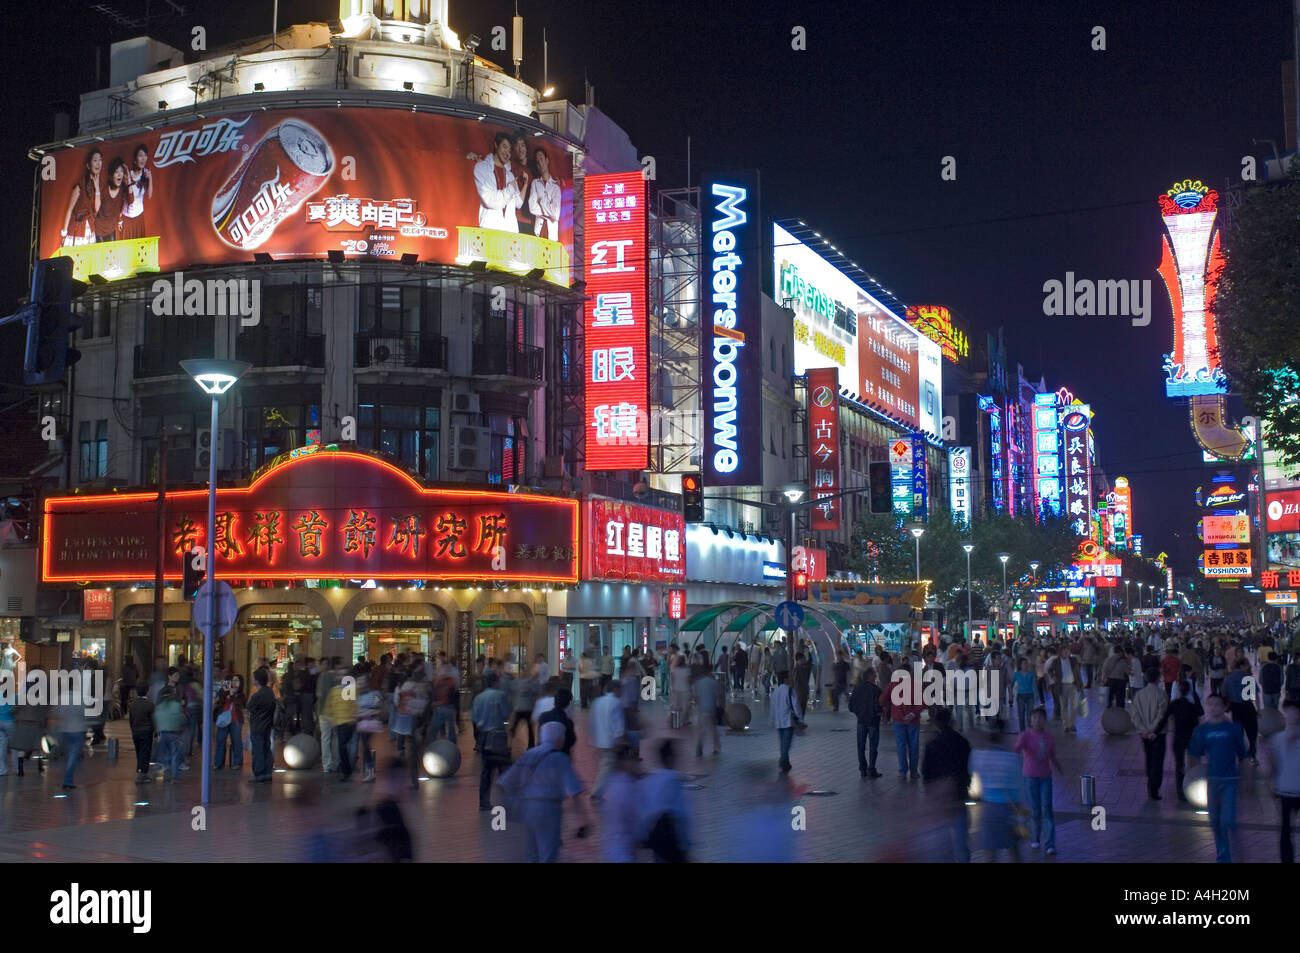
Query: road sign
193 580 238 638
774 600 804 631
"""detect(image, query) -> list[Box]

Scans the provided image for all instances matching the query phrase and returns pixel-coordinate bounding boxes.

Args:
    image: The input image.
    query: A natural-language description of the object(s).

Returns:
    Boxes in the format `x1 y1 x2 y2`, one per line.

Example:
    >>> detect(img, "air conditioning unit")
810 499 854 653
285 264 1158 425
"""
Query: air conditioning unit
452 392 481 415
543 455 565 478
448 424 490 470
369 337 407 365
196 430 236 470
195 429 213 470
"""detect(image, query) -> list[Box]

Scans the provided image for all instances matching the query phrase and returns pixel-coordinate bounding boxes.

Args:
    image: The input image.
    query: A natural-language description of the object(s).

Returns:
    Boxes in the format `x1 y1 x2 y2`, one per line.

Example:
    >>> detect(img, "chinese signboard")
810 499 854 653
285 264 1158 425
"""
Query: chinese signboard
983 396 1004 513
42 451 579 583
83 588 114 621
948 446 972 526
1061 405 1092 535
584 497 686 584
583 172 649 470
807 367 841 530
1034 393 1060 518
1266 489 1300 533
904 305 969 363
911 435 929 520
1203 513 1251 545
1266 591 1298 605
1202 548 1252 578
792 546 828 582
1260 569 1300 589
889 438 913 517
704 172 763 486
40 109 573 284
667 589 687 619
1109 475 1132 543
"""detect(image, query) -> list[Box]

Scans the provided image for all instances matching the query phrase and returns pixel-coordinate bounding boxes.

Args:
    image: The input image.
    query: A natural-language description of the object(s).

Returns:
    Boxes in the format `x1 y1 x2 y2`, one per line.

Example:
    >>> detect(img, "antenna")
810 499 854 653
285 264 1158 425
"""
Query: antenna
543 27 548 93
512 7 523 80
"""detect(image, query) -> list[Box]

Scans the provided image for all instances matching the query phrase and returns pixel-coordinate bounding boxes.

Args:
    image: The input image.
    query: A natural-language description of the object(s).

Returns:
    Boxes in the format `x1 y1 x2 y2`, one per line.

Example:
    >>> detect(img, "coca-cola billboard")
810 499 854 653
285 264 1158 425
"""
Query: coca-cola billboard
39 108 574 285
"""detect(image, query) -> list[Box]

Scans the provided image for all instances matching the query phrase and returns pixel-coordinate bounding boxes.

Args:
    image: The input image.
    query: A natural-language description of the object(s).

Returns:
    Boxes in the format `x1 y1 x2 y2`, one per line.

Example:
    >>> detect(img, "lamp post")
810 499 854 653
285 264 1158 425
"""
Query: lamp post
181 358 250 807
1137 582 1145 612
997 553 1010 625
1029 561 1040 586
962 543 974 625
910 525 925 582
782 487 804 605
1125 579 1131 615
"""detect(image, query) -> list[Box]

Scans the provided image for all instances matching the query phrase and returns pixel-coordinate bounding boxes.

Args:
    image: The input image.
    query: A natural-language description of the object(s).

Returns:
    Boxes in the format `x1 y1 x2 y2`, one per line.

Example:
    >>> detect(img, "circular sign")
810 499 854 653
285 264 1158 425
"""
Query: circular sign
1269 499 1284 522
952 453 967 472
812 385 834 408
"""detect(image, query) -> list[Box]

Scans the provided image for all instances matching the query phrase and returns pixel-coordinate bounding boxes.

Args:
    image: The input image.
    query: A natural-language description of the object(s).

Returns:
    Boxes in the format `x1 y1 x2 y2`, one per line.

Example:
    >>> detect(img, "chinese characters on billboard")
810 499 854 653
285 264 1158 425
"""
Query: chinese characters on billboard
904 305 970 363
1033 393 1061 518
1061 405 1092 536
584 498 685 583
948 446 972 526
42 452 579 583
1202 548 1251 578
889 438 913 517
1202 513 1250 545
83 588 114 621
583 172 649 470
911 434 928 520
807 367 841 530
40 109 574 284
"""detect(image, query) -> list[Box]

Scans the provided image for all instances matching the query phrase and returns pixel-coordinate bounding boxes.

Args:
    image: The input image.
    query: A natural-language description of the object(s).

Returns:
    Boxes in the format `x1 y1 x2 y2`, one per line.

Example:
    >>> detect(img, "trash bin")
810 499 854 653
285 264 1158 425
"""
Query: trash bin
1080 774 1095 807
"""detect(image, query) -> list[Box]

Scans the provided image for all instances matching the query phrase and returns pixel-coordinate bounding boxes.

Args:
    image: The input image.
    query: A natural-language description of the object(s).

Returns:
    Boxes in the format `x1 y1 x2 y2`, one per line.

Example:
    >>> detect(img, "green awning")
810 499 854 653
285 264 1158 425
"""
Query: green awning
475 619 523 628
724 608 768 632
679 602 755 632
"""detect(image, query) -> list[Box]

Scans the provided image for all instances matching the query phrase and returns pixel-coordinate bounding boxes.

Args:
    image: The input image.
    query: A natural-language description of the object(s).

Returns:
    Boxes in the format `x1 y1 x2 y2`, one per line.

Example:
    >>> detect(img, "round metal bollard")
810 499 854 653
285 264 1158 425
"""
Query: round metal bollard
283 733 320 770
1080 774 1096 807
1182 764 1209 809
724 702 751 731
1259 706 1285 737
1101 707 1132 736
422 739 461 777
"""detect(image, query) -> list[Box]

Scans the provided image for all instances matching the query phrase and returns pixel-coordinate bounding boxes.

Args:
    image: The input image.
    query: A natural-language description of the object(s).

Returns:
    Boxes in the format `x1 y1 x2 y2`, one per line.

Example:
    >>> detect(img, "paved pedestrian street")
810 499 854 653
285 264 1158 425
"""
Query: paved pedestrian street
0 681 1286 863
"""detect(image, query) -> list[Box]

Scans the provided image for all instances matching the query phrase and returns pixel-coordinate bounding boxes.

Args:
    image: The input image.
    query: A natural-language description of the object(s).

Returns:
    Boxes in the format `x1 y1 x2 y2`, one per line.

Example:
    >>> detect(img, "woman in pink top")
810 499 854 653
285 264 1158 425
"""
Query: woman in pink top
1014 708 1063 854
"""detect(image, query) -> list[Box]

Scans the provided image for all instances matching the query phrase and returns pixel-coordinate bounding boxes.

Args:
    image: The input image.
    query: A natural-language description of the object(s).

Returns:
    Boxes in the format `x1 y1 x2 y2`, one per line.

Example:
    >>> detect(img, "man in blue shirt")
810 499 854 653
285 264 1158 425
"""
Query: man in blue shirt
1188 693 1249 863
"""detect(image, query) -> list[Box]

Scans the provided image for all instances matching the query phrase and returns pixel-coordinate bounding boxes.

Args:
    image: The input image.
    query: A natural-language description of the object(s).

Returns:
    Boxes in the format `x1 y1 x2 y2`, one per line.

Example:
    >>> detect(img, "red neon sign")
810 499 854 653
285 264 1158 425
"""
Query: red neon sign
807 367 841 530
585 497 685 583
42 451 579 583
667 588 687 620
583 171 649 469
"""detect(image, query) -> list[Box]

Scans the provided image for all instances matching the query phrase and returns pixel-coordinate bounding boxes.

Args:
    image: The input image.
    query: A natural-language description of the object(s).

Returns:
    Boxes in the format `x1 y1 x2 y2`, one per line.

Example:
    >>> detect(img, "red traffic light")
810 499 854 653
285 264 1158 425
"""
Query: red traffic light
682 475 698 491
793 571 808 587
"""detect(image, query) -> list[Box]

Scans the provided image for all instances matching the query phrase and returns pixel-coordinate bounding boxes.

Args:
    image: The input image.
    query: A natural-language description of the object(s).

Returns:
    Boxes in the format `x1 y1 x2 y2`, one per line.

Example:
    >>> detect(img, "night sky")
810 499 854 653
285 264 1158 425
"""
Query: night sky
0 0 1289 574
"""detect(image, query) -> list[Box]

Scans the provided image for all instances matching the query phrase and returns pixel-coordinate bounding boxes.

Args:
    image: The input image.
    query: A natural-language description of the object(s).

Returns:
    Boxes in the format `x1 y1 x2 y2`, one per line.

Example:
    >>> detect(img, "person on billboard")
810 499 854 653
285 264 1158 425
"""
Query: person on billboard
473 131 523 233
120 144 153 241
528 145 561 241
510 130 534 231
60 147 102 245
93 157 130 243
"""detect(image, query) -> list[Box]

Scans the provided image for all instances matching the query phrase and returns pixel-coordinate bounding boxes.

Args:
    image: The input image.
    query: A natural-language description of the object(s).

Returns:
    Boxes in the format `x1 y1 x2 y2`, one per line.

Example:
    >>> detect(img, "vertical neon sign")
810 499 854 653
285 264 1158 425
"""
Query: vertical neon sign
1034 393 1061 518
584 171 649 470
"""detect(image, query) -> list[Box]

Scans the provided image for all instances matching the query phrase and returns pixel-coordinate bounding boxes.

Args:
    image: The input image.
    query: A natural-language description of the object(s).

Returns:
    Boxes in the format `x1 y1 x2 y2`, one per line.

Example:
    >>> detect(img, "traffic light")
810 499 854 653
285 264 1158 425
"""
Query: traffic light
868 462 893 513
23 257 86 385
183 547 206 601
682 472 704 522
792 570 809 601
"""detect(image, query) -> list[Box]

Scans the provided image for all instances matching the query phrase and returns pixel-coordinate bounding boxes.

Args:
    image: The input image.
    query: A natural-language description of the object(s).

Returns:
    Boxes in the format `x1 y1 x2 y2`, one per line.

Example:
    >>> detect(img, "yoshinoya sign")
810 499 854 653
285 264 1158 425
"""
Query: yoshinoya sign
42 450 578 583
703 171 762 486
584 497 685 584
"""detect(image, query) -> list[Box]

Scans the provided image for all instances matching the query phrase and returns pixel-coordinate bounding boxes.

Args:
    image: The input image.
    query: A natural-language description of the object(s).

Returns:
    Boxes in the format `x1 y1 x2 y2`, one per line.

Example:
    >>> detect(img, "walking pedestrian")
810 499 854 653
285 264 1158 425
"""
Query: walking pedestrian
1224 659 1259 762
472 670 512 811
128 682 154 783
921 707 972 862
891 691 922 780
640 738 691 862
771 670 803 774
537 686 577 754
1013 658 1037 732
850 668 883 777
1188 693 1249 863
154 686 186 781
831 650 851 712
322 667 358 781
692 653 720 758
590 680 626 796
1046 643 1082 732
598 744 644 862
1103 645 1129 708
1131 667 1169 800
1260 700 1300 862
1167 678 1203 802
1261 654 1283 710
669 654 691 727
495 720 592 862
969 726 1023 862
1014 708 1063 855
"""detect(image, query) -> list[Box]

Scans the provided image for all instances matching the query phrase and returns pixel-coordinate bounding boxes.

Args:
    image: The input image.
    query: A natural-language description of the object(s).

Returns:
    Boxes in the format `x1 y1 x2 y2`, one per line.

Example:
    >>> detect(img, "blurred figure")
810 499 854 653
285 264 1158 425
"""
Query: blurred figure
692 652 720 758
640 739 691 862
537 686 577 755
1260 700 1300 862
598 744 644 862
968 728 1023 861
669 655 691 727
55 698 87 791
355 680 385 783
1188 693 1249 863
590 680 626 796
1014 708 1062 856
1167 678 1204 803
922 707 972 862
154 686 187 781
771 670 803 774
246 667 277 783
621 660 643 758
374 799 413 862
722 766 799 862
13 673 45 776
472 670 512 811
128 682 154 783
496 720 592 863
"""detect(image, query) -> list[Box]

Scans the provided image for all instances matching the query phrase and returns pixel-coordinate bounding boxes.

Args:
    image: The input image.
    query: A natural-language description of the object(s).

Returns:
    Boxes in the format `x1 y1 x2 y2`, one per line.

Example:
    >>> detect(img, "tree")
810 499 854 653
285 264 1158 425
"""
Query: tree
1214 158 1300 471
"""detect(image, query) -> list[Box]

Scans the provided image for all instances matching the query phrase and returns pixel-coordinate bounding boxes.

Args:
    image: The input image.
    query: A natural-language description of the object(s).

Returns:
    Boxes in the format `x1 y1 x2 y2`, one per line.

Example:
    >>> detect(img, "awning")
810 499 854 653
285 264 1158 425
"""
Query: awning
724 608 767 632
475 619 523 628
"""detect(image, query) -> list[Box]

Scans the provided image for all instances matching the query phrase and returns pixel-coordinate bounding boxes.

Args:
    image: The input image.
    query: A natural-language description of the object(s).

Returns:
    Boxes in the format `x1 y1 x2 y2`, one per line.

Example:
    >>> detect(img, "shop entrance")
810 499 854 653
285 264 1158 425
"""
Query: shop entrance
239 604 321 683
355 604 446 661
567 619 636 664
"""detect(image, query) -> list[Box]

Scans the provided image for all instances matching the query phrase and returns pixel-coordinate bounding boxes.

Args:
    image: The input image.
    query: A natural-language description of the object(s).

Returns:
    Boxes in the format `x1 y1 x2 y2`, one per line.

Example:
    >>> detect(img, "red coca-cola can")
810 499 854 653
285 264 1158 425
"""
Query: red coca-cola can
212 118 333 249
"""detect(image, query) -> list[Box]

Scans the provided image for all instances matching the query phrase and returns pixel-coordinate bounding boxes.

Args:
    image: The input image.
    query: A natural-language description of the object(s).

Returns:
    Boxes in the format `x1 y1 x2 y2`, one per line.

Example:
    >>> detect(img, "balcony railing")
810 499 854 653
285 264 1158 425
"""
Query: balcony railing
355 333 448 370
473 343 544 381
236 330 326 368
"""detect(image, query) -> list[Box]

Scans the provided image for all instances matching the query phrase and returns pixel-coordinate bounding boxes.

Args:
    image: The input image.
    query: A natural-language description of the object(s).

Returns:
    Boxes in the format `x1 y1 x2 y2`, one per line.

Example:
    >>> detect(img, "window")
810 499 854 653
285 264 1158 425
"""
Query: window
79 419 108 480
241 386 322 471
78 299 114 340
781 344 787 377
487 414 527 485
360 282 431 337
357 385 440 479
769 338 776 372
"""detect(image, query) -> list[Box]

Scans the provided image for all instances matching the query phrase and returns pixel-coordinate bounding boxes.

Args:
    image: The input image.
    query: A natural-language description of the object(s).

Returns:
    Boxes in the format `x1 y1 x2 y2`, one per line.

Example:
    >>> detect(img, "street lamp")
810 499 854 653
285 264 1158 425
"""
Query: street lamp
782 485 804 606
962 543 974 625
909 524 925 582
181 358 250 807
1029 560 1040 585
1125 579 1131 614
998 553 1010 595
1137 582 1145 612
